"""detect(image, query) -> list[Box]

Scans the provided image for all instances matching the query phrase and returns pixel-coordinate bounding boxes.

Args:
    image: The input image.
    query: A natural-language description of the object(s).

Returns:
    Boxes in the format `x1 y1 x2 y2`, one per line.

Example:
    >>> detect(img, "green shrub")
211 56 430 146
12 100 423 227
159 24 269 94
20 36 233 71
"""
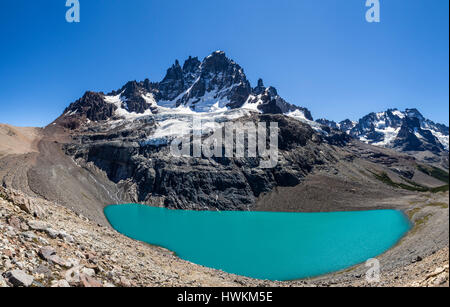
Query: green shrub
417 165 449 184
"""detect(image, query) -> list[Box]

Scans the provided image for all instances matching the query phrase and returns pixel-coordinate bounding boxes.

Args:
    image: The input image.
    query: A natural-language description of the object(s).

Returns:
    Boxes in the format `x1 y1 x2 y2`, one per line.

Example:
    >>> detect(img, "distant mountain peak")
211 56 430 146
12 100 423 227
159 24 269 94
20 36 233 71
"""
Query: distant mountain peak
317 108 449 154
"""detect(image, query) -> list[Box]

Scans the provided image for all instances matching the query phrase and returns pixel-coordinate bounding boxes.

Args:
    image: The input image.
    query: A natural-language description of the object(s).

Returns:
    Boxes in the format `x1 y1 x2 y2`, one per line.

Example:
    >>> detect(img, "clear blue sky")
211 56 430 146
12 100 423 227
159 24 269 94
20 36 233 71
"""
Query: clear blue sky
0 0 448 127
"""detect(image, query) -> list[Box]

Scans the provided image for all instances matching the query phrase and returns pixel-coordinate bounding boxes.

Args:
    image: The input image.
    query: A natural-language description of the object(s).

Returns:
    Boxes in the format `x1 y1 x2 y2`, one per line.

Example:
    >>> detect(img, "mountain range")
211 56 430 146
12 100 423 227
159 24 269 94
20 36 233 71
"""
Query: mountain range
56 51 448 162
0 51 448 225
317 109 449 155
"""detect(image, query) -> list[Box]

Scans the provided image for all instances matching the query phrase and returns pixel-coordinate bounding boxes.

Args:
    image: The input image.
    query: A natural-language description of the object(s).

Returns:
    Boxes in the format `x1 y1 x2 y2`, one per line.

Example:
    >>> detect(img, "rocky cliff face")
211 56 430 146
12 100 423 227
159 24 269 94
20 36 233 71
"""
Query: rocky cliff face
63 113 347 210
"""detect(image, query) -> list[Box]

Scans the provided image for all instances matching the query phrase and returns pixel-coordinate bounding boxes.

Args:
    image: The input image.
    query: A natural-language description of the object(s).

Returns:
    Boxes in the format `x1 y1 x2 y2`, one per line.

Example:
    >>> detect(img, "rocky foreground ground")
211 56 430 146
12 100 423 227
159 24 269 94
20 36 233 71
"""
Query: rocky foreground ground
0 186 448 288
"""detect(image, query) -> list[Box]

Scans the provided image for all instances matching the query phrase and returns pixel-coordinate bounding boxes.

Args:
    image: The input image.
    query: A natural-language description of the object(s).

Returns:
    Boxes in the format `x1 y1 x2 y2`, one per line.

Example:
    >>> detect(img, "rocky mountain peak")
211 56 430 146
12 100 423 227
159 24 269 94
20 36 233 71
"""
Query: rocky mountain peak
339 119 357 132
164 60 183 78
121 81 141 97
202 51 232 72
394 117 443 152
405 108 424 120
182 56 201 74
62 91 116 123
253 79 266 96
58 51 312 126
159 60 185 101
316 119 339 130
266 86 278 97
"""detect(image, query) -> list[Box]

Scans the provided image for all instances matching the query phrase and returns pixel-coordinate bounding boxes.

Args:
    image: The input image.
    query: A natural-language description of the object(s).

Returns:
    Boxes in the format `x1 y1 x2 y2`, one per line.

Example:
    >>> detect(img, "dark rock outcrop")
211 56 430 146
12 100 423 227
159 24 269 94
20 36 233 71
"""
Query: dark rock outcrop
394 117 445 153
63 92 116 122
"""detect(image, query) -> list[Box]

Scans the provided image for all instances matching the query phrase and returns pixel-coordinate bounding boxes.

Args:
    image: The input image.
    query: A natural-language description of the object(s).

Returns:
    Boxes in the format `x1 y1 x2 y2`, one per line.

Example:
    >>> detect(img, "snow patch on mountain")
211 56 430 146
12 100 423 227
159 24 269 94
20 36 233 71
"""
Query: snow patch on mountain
372 127 401 147
140 108 257 148
185 85 236 112
241 95 263 112
429 130 449 151
287 110 327 135
392 110 405 119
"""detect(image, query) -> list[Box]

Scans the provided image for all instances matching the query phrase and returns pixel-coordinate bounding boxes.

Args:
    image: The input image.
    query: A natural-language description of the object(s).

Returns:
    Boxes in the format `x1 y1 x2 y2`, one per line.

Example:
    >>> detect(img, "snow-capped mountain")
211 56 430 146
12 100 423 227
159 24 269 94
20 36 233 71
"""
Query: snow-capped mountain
57 52 448 156
317 109 449 153
58 51 312 128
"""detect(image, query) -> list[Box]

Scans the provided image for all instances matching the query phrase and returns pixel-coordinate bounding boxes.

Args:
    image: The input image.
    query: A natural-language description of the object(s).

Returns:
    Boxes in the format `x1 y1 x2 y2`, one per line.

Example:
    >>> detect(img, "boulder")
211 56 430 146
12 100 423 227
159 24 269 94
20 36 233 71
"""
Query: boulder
38 246 71 268
81 267 96 277
20 231 38 241
79 273 103 288
58 231 75 243
45 228 59 239
5 270 34 287
0 187 48 218
7 216 21 229
38 246 57 261
28 220 49 231
64 266 82 285
120 276 132 287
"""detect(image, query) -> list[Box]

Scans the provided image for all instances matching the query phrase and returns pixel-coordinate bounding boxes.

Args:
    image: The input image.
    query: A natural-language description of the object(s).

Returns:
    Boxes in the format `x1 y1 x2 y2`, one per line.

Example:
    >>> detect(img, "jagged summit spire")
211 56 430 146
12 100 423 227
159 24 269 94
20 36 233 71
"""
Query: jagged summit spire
257 78 264 87
253 78 266 95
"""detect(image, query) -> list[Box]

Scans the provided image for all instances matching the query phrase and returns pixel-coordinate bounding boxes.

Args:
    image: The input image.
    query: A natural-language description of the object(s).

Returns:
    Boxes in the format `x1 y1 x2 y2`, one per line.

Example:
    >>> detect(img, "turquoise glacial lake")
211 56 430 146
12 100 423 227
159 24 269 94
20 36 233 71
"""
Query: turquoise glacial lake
104 205 411 281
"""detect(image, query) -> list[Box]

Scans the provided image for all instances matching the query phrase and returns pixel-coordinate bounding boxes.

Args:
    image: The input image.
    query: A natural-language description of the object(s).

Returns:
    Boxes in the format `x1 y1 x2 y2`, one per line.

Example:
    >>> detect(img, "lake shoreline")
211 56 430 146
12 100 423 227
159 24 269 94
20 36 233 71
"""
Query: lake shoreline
1 186 448 287
103 191 448 286
103 201 417 283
